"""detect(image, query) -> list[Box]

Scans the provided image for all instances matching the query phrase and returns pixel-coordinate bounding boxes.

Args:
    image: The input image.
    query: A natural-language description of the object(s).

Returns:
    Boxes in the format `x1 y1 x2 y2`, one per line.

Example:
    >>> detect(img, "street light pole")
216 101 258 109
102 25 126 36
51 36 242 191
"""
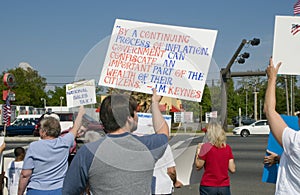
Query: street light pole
60 96 64 107
41 98 46 108
254 91 258 121
244 85 248 117
60 96 64 112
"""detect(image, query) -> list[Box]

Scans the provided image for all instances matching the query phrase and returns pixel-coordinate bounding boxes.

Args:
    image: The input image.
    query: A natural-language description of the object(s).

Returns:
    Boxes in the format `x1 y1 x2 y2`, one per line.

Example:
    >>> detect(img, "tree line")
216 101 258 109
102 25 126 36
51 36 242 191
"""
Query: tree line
1 67 299 125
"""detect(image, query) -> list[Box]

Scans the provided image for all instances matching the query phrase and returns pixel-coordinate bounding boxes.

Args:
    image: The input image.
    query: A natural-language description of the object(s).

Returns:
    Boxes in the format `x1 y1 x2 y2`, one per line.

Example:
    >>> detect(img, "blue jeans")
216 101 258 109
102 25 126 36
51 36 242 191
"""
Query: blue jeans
26 188 62 195
199 186 231 195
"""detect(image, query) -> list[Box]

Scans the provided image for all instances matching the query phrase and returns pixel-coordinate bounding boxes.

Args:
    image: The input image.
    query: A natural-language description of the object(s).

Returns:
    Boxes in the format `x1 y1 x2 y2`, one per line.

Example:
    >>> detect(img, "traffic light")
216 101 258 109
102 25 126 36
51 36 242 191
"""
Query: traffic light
250 38 260 46
237 52 250 64
237 58 245 64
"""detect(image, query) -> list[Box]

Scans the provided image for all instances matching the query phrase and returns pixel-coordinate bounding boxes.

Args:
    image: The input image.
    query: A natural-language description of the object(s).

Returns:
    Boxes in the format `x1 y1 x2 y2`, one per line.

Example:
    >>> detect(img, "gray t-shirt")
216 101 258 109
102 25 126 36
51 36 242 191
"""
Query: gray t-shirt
63 132 168 195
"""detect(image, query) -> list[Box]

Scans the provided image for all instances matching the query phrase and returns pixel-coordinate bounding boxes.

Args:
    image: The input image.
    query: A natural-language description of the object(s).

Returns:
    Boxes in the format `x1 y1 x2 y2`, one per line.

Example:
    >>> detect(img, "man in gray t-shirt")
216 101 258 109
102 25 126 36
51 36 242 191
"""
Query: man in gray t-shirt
63 89 169 195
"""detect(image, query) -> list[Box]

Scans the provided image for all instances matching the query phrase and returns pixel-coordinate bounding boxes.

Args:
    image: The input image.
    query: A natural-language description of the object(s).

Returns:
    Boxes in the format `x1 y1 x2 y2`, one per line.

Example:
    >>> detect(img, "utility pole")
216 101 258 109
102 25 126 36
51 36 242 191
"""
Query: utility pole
254 91 258 121
290 75 294 115
244 85 248 117
284 75 290 115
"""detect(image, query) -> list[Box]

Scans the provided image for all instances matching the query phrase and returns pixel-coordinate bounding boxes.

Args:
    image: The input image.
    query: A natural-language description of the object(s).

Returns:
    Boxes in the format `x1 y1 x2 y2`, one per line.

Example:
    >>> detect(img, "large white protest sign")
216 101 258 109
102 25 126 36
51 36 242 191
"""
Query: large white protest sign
273 15 300 75
66 79 96 108
135 113 172 135
98 19 217 102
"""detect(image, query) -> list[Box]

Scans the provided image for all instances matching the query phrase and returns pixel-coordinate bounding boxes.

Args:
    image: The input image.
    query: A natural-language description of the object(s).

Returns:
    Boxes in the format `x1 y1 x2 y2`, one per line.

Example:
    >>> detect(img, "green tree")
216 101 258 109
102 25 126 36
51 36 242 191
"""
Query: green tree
0 67 47 107
46 86 66 106
234 74 300 119
226 78 237 124
199 84 212 121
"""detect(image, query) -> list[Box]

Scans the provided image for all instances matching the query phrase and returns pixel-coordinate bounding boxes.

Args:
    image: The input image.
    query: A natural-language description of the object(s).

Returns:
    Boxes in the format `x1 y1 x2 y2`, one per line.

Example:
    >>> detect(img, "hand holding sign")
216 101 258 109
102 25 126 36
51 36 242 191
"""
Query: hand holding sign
151 88 162 104
66 79 97 108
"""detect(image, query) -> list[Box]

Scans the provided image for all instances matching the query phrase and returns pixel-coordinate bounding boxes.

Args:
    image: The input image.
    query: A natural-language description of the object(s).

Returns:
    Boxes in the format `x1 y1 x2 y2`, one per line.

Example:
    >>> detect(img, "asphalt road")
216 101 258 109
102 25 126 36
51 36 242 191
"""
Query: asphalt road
172 135 276 195
3 134 276 195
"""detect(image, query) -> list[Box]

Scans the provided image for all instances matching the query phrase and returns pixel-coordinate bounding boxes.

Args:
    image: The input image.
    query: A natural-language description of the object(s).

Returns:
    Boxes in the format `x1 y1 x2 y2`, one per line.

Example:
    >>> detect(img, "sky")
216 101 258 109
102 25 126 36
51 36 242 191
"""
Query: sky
0 0 298 88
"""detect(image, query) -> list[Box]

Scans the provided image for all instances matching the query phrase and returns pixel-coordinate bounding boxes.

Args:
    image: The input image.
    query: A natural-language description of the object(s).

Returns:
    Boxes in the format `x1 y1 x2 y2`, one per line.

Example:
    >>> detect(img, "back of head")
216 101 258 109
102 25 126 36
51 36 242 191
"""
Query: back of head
14 147 25 160
40 117 61 138
100 94 137 133
43 113 60 121
206 120 227 148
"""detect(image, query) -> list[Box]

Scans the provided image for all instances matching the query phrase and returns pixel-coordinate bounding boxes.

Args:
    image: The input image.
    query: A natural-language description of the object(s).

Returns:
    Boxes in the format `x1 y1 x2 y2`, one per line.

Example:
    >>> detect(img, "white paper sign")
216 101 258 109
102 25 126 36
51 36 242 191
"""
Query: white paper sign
174 112 183 123
66 79 97 108
135 113 172 134
173 112 193 123
98 19 218 102
273 15 300 75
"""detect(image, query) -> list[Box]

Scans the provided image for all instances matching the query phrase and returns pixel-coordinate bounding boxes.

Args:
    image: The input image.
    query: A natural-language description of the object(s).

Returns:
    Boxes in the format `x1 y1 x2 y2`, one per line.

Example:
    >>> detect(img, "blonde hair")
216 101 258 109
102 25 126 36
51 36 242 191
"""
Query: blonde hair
206 120 226 148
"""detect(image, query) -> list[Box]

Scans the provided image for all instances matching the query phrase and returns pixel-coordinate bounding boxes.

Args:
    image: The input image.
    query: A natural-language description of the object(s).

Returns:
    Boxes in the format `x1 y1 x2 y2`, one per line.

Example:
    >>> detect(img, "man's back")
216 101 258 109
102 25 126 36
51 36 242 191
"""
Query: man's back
63 132 167 195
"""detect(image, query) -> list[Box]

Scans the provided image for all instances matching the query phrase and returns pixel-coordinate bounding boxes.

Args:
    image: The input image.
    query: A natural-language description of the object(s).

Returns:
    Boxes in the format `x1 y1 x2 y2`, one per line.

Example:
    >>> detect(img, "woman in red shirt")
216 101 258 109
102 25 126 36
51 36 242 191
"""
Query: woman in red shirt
195 121 236 195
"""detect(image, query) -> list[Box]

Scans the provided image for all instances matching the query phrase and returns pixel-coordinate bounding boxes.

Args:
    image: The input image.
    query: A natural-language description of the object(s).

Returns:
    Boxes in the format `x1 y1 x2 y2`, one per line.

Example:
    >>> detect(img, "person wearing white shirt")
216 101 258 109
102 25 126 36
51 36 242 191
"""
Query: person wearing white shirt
5 147 25 195
264 58 300 194
152 144 183 195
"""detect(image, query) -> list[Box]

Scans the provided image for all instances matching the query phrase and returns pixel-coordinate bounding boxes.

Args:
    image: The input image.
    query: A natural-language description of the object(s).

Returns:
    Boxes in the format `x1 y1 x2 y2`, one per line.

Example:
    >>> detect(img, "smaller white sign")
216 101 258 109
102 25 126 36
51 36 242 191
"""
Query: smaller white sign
174 112 193 123
205 111 218 123
183 112 194 123
174 112 183 123
66 79 97 108
135 113 172 134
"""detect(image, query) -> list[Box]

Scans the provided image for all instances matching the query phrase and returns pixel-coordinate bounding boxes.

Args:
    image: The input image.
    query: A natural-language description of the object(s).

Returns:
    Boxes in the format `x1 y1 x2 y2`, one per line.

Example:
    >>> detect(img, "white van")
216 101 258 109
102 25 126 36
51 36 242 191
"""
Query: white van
57 113 74 131
13 114 42 125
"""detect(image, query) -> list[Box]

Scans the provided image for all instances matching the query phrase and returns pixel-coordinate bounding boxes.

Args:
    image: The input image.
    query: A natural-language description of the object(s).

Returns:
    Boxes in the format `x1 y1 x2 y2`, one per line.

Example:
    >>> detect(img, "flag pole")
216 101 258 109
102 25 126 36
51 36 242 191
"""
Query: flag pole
3 125 6 137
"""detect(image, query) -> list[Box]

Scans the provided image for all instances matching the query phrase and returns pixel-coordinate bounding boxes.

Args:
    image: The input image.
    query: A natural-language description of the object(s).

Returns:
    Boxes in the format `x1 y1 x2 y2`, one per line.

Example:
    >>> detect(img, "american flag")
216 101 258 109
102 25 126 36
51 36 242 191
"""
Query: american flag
294 0 300 15
291 24 300 35
3 96 11 126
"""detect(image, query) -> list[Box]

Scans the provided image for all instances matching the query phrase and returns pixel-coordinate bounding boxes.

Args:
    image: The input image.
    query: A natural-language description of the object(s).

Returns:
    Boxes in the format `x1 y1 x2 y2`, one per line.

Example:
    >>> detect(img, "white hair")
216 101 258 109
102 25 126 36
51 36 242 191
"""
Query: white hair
44 113 60 121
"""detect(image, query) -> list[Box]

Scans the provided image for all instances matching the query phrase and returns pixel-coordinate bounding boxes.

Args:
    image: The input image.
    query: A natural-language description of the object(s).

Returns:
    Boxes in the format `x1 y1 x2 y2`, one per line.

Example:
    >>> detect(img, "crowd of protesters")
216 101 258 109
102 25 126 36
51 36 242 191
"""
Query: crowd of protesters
0 58 299 194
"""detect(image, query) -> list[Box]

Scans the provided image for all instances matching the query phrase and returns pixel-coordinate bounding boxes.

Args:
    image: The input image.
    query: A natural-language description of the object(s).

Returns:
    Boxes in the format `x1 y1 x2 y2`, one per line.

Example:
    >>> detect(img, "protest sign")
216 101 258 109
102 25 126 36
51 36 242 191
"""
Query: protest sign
66 79 96 108
174 112 193 123
99 19 217 102
272 15 300 75
135 113 172 135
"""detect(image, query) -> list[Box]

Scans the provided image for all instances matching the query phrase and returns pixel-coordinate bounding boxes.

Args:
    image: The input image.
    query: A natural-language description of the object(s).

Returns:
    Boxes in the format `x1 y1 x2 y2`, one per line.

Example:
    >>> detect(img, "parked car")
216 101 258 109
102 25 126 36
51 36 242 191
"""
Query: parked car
0 116 39 136
232 116 256 127
33 112 74 136
33 112 105 138
232 120 270 137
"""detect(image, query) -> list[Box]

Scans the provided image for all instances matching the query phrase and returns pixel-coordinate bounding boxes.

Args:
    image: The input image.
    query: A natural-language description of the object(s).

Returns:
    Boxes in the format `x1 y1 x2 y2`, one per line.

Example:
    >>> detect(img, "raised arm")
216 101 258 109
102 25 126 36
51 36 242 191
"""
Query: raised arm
264 58 287 146
151 88 169 138
0 142 6 153
69 105 86 137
